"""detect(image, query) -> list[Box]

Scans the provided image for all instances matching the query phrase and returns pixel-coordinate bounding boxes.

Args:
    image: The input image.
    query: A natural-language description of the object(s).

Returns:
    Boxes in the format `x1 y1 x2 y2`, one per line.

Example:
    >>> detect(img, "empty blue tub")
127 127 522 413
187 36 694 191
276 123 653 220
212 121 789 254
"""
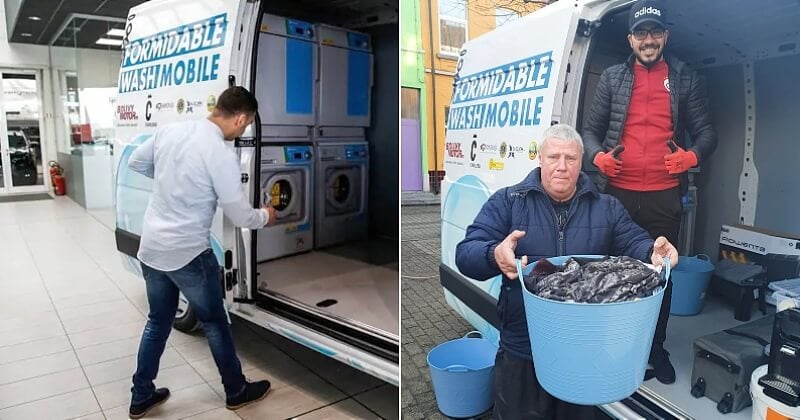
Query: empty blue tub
427 331 497 418
669 254 714 316
516 255 669 405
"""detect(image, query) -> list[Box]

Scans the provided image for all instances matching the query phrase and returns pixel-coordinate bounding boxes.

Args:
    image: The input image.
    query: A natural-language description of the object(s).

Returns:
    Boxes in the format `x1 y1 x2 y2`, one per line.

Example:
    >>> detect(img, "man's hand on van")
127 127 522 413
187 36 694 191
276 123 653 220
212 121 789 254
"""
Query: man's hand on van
493 230 528 280
262 205 276 227
650 236 679 270
593 145 625 177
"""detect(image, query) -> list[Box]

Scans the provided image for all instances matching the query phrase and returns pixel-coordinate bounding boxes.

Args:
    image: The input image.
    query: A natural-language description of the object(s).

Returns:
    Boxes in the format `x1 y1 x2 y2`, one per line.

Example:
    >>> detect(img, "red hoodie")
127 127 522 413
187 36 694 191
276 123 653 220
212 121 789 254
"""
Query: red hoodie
610 59 678 191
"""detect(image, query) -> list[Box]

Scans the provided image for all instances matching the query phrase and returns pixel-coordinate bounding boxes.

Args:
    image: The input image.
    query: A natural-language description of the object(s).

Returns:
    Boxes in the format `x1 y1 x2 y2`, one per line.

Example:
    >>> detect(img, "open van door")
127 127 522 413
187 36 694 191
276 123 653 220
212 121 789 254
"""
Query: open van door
113 0 248 327
439 0 581 346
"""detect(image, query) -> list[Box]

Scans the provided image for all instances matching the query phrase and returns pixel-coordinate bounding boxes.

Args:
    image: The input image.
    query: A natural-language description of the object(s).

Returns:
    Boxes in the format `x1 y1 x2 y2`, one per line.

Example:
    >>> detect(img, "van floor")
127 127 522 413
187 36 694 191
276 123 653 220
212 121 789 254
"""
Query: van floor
641 294 774 419
256 238 399 336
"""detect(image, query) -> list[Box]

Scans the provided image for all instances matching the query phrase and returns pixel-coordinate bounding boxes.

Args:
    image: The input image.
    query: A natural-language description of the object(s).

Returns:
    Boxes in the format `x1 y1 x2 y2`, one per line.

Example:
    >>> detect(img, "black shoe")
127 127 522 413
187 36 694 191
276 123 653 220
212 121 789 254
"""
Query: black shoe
129 388 170 419
649 349 676 384
226 380 271 410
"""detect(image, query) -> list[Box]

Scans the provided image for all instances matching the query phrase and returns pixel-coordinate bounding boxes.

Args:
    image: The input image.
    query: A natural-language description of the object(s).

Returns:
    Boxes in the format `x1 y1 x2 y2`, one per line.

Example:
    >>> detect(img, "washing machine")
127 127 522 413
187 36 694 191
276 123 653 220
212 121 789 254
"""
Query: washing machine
316 24 373 129
254 14 316 129
257 144 314 262
314 141 369 249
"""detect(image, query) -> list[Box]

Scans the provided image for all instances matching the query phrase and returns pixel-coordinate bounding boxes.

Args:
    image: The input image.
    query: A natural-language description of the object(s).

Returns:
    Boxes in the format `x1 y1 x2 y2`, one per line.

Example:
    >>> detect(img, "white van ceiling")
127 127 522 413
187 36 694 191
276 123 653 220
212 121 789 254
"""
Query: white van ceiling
600 0 800 67
263 0 397 28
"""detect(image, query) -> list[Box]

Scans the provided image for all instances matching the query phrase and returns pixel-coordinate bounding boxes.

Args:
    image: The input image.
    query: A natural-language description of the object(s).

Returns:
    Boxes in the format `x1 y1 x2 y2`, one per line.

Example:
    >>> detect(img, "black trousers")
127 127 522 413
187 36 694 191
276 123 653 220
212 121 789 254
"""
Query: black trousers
492 349 603 420
605 185 681 352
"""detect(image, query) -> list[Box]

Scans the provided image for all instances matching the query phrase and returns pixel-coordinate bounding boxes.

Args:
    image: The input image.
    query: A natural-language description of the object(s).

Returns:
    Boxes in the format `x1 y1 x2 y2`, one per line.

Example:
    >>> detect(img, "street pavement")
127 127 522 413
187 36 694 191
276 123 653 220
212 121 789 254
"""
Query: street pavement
400 204 492 419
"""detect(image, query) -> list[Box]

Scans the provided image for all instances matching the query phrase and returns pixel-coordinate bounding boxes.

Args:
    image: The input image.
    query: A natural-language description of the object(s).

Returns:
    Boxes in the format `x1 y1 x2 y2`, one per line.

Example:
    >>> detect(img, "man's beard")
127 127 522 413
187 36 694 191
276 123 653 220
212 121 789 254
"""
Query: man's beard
635 44 663 67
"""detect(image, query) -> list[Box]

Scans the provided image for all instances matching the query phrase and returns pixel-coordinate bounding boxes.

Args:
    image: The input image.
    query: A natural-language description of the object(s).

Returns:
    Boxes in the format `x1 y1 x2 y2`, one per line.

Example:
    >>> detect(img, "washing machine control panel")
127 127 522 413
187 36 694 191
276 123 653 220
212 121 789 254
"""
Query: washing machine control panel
286 19 315 40
285 145 313 163
345 144 368 160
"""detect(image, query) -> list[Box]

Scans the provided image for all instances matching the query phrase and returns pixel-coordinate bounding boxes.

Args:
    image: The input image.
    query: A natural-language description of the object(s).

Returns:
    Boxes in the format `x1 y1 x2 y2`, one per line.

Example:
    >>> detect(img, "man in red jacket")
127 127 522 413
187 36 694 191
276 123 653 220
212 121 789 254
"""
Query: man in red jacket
583 0 717 384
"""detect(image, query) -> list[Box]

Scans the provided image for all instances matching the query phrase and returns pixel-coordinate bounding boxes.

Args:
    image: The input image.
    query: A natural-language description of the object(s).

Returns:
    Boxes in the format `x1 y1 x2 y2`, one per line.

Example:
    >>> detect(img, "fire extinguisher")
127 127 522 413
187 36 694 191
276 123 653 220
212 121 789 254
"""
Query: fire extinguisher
48 161 67 196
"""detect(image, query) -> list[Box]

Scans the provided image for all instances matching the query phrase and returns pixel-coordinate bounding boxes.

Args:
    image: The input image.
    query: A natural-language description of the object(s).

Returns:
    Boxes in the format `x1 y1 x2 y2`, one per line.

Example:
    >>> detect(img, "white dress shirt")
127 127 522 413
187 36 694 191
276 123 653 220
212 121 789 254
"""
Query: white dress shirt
129 118 267 271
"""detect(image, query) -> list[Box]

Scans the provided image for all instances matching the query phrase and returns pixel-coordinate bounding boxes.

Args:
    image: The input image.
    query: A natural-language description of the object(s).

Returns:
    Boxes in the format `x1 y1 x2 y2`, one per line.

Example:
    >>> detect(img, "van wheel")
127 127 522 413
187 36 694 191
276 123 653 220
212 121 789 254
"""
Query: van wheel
173 293 201 333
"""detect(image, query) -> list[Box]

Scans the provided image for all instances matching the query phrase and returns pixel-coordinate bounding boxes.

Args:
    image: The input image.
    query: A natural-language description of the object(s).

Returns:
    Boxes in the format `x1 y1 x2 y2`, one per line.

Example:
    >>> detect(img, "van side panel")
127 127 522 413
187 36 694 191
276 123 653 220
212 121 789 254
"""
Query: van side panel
440 2 580 344
113 0 243 270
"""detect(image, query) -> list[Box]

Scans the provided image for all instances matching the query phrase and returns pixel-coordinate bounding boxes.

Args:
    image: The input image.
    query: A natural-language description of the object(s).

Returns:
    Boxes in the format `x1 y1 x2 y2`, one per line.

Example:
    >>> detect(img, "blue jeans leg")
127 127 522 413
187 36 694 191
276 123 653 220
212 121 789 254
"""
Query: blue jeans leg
131 264 179 405
168 249 246 399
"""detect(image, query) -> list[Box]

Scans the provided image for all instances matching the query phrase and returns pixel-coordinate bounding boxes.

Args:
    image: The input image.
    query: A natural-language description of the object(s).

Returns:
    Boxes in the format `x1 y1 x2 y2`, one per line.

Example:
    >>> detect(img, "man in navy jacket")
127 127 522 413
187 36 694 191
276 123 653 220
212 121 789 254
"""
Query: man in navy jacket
456 124 678 419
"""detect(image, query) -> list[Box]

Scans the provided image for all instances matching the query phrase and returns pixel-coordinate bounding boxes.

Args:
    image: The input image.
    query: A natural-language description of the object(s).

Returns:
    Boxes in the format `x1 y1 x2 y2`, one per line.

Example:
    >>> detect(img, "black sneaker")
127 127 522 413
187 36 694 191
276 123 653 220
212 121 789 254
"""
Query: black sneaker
649 349 676 384
226 380 271 410
129 388 170 419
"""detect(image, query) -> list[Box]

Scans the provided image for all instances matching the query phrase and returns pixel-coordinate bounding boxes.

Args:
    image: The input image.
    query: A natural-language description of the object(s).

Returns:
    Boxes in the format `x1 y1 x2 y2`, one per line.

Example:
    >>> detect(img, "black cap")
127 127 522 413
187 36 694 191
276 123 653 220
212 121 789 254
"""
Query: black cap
629 0 666 32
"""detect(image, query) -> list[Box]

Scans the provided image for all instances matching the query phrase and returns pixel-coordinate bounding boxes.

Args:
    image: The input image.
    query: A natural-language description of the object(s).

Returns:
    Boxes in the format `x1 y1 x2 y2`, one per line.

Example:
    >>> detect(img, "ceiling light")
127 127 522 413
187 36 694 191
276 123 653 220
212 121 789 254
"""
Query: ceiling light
106 28 126 37
96 38 123 46
21 33 32 37
28 16 41 21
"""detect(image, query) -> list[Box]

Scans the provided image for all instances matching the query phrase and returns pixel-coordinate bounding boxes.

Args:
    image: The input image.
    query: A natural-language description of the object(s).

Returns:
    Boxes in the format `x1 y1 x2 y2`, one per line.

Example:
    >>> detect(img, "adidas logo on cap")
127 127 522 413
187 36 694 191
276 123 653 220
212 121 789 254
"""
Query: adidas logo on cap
634 6 662 18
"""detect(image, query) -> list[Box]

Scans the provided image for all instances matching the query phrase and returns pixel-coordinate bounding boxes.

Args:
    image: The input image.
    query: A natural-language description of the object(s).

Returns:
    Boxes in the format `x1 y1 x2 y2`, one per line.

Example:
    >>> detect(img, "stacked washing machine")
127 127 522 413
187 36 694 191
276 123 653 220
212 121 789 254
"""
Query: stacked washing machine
313 24 373 249
254 14 316 262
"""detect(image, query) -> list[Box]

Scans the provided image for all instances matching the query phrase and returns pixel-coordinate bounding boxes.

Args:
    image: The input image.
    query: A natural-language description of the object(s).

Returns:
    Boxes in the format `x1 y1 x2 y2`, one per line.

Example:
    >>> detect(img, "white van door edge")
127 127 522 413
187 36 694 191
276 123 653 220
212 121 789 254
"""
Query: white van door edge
233 302 399 385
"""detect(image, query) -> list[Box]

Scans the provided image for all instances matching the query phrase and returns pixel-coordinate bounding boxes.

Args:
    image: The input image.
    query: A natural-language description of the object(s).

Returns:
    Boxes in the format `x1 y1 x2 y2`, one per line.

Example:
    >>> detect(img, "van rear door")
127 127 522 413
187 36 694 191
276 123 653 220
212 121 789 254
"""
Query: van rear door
439 1 580 345
114 0 246 271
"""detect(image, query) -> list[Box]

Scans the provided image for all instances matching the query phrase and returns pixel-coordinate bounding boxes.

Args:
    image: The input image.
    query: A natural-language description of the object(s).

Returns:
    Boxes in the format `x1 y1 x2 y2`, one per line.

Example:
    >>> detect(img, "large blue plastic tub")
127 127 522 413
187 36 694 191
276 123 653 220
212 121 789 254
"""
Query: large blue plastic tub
669 254 714 316
427 332 497 418
516 255 669 405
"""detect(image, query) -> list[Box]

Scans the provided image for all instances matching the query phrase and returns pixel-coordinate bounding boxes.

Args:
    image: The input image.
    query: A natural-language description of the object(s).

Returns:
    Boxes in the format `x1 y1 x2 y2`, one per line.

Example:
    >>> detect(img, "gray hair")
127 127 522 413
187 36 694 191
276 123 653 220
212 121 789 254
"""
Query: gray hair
540 124 584 155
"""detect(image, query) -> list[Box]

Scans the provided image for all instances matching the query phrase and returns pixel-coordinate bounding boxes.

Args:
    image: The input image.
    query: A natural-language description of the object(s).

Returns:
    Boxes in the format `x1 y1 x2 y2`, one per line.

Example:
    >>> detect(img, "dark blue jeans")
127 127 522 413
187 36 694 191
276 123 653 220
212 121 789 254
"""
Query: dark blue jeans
131 249 246 404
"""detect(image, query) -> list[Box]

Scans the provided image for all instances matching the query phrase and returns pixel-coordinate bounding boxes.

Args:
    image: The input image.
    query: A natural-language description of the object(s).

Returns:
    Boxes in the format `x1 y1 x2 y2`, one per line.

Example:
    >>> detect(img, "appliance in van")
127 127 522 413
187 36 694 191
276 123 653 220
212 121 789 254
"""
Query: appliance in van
255 14 316 142
314 140 368 249
257 144 314 261
316 25 373 129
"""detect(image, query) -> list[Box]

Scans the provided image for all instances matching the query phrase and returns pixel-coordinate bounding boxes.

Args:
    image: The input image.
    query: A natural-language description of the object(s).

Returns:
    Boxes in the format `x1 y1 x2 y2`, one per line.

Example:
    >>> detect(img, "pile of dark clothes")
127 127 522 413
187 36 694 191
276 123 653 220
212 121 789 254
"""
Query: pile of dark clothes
523 256 664 303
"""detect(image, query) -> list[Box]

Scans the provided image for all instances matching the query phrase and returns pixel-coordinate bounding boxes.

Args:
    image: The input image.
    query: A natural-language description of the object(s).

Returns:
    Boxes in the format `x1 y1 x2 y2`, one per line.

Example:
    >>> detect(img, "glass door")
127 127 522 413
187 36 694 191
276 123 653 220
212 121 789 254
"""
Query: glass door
0 70 48 194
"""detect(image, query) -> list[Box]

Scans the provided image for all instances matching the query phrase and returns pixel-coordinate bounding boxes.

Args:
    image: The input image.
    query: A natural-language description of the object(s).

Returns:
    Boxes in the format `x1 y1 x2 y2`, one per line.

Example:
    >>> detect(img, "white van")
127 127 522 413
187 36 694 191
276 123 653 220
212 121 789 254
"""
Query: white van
440 0 800 418
112 0 398 385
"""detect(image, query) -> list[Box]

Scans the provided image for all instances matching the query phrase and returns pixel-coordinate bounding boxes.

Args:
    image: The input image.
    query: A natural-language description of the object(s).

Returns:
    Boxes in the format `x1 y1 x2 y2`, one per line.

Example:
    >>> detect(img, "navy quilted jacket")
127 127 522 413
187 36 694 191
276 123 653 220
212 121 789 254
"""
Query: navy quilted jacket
455 168 654 359
583 54 717 193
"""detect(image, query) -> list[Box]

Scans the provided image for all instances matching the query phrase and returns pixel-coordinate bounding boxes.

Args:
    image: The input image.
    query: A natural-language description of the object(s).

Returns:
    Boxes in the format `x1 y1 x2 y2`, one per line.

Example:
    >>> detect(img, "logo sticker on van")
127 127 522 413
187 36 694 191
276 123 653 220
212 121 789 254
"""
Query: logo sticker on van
207 95 216 112
118 13 229 93
488 158 505 171
528 141 538 160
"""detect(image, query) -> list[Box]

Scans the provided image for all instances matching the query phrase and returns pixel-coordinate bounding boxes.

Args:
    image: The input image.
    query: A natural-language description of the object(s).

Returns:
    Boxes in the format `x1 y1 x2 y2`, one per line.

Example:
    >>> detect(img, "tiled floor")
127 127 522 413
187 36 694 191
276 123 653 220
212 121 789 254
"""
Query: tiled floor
0 197 398 420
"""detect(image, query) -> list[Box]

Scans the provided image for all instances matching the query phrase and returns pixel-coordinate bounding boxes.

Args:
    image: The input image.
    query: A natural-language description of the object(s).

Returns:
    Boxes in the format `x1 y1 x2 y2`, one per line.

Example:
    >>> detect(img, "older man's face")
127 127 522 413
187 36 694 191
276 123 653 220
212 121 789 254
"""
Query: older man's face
539 138 582 202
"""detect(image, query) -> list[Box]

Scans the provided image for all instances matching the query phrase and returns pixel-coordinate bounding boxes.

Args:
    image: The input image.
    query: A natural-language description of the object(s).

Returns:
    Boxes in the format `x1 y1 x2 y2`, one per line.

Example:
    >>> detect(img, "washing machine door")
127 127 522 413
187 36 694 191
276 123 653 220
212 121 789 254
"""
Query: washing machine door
324 165 362 216
262 170 305 224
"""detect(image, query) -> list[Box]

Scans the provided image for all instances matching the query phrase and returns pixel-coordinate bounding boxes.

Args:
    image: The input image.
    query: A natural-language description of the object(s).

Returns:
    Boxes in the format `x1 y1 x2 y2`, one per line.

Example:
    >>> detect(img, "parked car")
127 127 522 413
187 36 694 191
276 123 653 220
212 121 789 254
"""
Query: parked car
7 130 37 186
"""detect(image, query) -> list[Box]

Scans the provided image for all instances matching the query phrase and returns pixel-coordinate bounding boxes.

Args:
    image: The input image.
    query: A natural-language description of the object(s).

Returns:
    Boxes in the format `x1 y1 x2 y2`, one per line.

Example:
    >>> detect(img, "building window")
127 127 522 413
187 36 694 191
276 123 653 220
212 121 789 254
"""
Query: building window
495 7 520 27
439 0 467 56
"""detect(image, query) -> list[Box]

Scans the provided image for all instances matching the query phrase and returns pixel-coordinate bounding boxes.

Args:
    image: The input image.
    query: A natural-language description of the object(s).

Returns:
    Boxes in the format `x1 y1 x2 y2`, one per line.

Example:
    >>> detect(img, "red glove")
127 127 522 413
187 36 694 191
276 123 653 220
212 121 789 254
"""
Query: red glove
664 140 698 174
593 145 624 177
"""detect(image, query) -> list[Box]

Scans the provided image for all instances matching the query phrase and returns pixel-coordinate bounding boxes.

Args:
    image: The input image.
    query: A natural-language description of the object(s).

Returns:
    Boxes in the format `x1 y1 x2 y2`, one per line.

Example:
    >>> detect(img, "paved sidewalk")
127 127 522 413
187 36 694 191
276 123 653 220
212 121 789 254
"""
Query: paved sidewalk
401 191 441 207
400 205 491 419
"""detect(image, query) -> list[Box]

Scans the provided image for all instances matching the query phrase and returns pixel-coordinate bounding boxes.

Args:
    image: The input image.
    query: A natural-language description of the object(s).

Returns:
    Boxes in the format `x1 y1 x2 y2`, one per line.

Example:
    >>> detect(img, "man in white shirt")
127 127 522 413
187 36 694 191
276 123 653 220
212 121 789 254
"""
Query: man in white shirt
127 87 274 418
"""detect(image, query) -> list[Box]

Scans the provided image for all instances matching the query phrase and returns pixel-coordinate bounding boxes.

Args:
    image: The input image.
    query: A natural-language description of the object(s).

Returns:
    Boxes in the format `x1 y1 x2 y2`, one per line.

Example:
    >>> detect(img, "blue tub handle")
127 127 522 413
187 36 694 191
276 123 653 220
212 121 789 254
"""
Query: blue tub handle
663 256 671 281
444 364 471 373
696 254 711 261
464 331 483 339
